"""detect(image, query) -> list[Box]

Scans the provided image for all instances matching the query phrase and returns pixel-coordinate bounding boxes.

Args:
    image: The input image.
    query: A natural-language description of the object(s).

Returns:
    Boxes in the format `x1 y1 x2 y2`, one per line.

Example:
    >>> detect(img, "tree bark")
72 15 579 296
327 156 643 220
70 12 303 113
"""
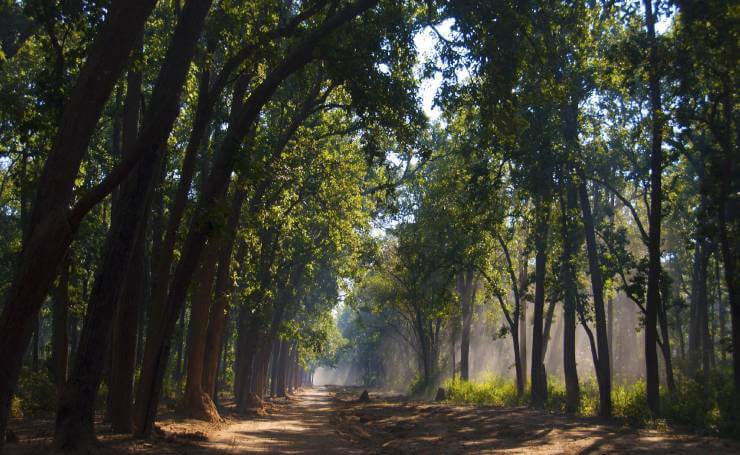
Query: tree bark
182 240 221 421
55 1 212 446
561 183 580 414
0 2 157 442
52 261 70 399
457 267 475 381
518 260 528 389
107 41 144 433
107 226 146 433
578 180 612 417
133 2 377 436
643 0 664 416
276 340 290 397
203 189 248 399
530 199 550 407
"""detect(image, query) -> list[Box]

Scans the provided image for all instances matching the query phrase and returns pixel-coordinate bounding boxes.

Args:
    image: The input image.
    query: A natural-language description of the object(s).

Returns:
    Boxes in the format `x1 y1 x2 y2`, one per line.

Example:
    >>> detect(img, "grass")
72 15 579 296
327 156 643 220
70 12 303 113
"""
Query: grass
441 369 738 437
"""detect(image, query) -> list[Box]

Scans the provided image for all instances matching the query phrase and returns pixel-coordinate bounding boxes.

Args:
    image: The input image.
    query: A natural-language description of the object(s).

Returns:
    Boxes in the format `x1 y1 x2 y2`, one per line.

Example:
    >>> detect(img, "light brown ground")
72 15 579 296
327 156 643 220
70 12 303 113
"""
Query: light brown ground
5 387 740 454
331 388 740 454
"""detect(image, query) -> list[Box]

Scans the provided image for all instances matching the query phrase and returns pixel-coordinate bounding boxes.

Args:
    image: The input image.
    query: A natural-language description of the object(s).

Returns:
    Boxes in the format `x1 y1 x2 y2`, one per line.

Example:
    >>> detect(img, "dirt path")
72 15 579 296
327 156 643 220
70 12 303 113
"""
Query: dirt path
6 388 740 454
192 387 363 454
330 389 740 454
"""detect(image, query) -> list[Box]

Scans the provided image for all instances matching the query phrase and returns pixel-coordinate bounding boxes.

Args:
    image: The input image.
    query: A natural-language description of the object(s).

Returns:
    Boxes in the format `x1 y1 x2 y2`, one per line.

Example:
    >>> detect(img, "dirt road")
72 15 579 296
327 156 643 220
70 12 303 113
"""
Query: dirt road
192 388 364 454
6 387 740 454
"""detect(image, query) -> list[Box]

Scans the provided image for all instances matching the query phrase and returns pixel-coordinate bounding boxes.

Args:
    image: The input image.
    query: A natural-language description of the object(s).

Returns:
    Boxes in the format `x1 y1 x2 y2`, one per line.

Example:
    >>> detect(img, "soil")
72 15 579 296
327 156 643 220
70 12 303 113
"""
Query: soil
5 387 740 454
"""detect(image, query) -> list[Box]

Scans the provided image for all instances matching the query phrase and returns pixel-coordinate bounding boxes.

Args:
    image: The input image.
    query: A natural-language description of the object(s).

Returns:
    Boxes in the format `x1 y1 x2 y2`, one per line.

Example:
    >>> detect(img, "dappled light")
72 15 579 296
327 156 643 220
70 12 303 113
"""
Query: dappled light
0 0 737 453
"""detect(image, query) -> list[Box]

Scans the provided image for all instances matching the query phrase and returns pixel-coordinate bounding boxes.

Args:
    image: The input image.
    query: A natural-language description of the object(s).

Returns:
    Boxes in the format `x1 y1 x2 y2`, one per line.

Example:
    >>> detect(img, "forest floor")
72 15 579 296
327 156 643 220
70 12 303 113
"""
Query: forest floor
5 386 740 454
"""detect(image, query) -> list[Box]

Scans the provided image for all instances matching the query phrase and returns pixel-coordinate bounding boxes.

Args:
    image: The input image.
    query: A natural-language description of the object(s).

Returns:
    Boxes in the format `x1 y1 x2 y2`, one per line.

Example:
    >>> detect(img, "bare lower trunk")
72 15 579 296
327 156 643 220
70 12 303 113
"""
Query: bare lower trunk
182 241 220 421
107 230 146 433
203 190 247 398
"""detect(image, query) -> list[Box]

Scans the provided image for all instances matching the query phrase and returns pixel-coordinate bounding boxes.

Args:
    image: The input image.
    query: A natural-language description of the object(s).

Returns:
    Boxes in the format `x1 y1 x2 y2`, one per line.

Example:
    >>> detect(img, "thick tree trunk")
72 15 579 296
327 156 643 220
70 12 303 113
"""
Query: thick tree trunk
149 65 214 331
106 46 143 433
203 189 248 399
0 2 157 442
578 180 612 417
107 228 146 433
55 0 211 443
182 241 221 421
134 2 376 434
643 0 663 416
530 200 550 407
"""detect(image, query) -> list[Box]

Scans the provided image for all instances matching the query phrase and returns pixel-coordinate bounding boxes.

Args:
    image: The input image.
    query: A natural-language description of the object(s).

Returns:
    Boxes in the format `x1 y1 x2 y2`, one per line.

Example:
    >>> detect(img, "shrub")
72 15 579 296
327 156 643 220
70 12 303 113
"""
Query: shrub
612 380 650 426
14 367 56 417
435 371 738 437
443 375 522 407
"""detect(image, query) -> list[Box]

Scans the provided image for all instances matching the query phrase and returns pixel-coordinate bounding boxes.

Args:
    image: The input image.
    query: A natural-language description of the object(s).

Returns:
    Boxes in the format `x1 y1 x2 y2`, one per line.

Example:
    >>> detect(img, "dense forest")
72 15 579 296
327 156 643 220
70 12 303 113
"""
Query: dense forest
0 0 737 453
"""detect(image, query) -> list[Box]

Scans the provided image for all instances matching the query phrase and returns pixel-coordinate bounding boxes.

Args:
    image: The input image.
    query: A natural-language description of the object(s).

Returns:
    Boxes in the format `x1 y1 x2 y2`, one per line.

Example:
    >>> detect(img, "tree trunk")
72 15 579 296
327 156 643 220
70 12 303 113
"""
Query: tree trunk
541 296 557 360
107 227 146 433
149 64 214 335
658 286 677 394
578 180 612 417
203 189 248 399
55 0 212 442
643 0 663 417
133 2 378 436
561 183 580 414
182 241 220 421
518 260 528 389
690 235 710 374
0 1 157 441
511 320 524 397
106 43 144 433
52 261 70 399
530 199 550 407
457 267 475 381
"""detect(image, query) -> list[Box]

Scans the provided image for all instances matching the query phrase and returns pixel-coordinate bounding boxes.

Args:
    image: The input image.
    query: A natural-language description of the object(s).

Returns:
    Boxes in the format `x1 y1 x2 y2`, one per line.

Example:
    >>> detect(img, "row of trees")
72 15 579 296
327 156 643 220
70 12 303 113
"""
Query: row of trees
342 0 737 423
0 0 426 451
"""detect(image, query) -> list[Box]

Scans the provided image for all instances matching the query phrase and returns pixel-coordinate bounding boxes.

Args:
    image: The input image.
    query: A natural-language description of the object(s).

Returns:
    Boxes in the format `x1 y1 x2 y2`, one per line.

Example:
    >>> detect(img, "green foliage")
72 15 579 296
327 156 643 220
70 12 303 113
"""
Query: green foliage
12 367 56 417
444 376 522 407
442 373 738 437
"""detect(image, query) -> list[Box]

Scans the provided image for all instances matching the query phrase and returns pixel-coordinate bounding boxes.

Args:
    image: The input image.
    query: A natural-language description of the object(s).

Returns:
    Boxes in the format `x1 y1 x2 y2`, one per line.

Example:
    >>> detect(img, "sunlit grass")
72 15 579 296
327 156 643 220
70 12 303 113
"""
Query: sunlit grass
441 369 738 437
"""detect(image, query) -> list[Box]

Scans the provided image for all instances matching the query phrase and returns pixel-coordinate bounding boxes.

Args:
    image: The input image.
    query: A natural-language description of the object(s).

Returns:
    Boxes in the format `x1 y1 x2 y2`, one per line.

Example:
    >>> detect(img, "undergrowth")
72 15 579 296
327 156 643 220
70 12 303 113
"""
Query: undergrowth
442 369 738 437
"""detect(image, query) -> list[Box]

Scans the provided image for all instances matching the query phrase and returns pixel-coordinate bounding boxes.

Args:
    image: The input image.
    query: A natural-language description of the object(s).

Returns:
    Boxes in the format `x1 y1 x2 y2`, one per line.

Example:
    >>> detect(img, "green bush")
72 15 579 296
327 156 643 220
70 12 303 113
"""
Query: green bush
440 371 737 437
660 369 735 435
444 375 522 407
14 367 56 417
612 380 650 425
